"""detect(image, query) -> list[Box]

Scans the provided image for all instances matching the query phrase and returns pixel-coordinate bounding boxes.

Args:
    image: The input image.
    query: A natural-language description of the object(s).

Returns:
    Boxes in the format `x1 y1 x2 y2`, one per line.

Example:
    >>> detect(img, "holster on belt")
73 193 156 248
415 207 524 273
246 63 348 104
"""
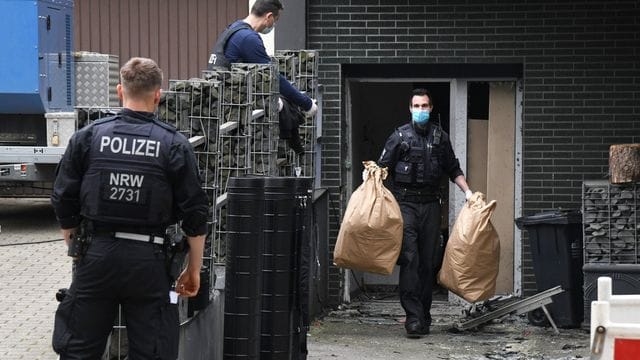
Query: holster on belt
67 221 90 259
164 229 189 281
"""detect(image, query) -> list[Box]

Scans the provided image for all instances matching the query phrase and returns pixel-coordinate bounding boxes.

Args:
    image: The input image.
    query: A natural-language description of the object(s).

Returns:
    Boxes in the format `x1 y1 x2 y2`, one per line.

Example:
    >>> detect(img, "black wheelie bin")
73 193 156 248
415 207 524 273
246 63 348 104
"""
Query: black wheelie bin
515 210 583 328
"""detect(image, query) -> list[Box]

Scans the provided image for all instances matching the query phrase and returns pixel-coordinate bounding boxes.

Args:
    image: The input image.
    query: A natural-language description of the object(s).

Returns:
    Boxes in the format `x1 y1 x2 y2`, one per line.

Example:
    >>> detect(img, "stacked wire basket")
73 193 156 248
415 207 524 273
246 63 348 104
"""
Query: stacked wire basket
159 50 320 286
582 180 640 323
583 180 640 264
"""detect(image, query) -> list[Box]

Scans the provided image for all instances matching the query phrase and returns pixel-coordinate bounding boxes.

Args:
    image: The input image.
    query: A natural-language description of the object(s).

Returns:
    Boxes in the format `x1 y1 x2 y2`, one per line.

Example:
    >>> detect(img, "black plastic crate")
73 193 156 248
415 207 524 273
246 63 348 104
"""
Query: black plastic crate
583 263 640 325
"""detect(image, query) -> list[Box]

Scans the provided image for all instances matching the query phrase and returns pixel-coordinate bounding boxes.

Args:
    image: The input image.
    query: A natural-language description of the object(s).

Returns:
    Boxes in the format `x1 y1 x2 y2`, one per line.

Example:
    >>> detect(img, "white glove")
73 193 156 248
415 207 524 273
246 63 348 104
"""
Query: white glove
277 97 284 112
465 190 473 201
304 99 318 118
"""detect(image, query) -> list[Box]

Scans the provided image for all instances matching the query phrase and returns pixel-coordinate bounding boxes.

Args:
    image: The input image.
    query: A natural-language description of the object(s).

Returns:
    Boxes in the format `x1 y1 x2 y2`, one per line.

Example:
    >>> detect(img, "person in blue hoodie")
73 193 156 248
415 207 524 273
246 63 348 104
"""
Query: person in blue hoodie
208 0 317 118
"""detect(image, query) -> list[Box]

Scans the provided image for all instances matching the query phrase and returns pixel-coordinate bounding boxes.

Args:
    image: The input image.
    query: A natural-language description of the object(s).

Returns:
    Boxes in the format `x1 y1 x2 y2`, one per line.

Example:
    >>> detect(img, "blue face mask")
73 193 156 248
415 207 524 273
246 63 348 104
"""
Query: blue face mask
411 110 430 125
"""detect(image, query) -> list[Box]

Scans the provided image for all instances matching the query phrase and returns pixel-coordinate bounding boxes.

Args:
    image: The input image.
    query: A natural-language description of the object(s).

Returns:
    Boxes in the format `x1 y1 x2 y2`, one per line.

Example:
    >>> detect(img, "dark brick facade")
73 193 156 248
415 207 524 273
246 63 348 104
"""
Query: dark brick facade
307 0 640 301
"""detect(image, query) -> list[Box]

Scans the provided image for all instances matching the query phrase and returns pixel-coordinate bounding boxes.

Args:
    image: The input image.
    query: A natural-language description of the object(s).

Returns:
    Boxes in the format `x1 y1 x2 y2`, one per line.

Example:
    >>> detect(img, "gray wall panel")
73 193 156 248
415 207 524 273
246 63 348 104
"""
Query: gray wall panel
275 0 306 50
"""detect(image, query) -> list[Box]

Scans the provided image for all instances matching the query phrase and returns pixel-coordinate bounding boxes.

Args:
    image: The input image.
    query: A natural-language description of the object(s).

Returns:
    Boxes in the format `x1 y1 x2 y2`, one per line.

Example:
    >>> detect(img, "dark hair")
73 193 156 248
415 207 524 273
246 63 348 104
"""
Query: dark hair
251 0 283 17
411 88 433 106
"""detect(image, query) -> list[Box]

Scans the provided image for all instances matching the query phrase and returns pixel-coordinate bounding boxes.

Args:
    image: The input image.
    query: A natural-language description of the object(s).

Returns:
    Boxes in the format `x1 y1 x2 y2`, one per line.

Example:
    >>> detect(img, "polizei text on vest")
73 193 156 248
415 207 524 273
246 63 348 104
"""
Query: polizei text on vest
99 136 161 158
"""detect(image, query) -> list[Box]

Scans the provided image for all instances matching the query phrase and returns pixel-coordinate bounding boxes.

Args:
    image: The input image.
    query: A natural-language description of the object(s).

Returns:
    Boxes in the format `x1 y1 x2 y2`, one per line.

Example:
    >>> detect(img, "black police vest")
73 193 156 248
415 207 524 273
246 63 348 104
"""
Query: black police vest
79 115 177 227
393 123 443 187
207 22 252 70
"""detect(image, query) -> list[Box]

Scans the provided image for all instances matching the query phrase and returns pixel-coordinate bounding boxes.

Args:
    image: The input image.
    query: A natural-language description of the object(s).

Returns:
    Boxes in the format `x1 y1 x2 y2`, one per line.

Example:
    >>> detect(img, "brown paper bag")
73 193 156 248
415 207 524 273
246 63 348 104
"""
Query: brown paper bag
437 192 500 303
333 161 403 275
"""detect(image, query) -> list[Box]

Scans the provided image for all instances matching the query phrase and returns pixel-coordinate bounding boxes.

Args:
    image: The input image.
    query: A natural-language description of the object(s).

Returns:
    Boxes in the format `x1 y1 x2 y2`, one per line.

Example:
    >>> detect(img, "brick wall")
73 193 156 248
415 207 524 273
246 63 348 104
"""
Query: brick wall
307 0 640 300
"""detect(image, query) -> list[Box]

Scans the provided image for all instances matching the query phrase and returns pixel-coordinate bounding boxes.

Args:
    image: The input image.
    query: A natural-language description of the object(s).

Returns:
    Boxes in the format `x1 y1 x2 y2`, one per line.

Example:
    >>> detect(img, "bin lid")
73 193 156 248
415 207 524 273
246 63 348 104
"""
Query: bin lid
515 210 582 229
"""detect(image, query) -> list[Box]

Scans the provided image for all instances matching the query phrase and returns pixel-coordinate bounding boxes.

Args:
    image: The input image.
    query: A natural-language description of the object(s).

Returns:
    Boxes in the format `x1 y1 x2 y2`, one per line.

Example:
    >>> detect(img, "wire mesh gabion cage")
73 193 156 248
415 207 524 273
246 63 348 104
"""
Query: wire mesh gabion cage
583 180 640 264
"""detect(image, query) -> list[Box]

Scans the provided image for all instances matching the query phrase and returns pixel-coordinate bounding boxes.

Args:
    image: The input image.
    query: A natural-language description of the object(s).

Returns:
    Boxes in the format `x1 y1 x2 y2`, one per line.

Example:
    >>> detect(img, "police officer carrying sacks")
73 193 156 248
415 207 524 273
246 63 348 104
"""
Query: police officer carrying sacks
378 88 473 338
51 57 208 359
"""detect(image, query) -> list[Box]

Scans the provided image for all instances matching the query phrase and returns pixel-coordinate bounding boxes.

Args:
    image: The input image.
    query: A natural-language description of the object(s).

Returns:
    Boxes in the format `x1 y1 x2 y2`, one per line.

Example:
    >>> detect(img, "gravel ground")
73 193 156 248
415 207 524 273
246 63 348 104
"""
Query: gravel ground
307 294 591 360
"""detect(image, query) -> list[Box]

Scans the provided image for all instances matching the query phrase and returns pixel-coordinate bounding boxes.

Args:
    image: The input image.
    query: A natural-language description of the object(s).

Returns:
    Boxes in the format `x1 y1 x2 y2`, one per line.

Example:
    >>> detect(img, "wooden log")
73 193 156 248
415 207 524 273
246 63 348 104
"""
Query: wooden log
609 143 640 184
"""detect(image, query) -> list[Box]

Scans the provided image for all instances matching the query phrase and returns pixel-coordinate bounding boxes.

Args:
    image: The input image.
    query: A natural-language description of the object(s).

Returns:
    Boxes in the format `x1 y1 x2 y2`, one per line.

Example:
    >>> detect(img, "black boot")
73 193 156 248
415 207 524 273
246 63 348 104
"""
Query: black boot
405 321 429 338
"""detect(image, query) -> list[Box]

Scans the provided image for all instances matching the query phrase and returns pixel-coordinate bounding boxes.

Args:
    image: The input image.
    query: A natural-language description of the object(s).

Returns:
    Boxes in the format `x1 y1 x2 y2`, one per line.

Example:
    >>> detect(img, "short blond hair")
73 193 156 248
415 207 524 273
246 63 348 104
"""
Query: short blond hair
119 57 163 99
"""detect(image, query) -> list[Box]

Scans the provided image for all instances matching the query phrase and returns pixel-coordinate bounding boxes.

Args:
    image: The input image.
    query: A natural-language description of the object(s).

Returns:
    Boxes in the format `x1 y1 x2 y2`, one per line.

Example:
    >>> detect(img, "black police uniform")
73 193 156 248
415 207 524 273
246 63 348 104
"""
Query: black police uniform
378 121 464 333
51 108 208 360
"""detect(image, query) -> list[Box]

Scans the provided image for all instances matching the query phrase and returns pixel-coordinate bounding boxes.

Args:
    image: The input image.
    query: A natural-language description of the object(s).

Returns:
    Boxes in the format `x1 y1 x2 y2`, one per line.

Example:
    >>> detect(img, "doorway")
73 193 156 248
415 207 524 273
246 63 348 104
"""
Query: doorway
347 81 450 190
343 77 522 301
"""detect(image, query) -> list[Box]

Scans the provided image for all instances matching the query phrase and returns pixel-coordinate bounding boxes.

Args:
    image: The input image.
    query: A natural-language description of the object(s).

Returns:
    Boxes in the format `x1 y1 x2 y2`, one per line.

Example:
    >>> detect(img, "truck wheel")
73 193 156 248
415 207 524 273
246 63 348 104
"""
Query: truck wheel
527 308 550 327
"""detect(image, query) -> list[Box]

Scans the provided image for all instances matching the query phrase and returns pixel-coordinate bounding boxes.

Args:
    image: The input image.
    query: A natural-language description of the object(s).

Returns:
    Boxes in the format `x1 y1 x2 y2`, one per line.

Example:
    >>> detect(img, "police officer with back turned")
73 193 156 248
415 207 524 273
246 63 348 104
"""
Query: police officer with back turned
378 88 473 338
51 57 208 359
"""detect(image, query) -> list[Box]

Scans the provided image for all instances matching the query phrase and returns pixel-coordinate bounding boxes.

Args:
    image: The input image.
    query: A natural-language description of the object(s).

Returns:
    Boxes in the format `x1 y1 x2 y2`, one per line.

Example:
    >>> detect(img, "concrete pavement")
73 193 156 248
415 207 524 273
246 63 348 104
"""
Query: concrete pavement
0 197 592 360
0 198 70 360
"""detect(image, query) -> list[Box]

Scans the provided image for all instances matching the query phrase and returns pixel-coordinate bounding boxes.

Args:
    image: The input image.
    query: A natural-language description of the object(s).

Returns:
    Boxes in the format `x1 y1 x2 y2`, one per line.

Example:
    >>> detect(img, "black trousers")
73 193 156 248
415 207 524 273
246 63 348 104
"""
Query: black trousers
397 200 441 329
53 235 178 360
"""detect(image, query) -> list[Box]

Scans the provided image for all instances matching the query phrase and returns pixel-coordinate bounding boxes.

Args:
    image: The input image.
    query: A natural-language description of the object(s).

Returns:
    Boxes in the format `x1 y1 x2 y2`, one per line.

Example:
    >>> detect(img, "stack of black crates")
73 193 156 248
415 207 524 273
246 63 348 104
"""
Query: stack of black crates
224 177 313 360
582 180 640 324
